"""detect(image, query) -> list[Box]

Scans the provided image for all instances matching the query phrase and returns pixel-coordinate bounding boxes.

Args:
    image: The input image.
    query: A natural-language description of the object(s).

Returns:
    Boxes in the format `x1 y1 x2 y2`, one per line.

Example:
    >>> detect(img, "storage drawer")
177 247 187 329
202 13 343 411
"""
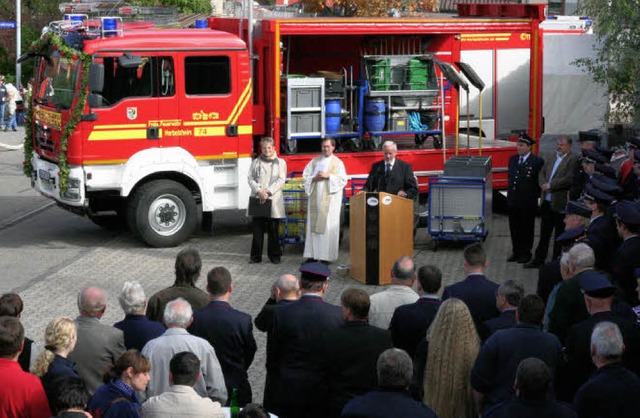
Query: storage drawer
290 88 321 108
290 113 321 134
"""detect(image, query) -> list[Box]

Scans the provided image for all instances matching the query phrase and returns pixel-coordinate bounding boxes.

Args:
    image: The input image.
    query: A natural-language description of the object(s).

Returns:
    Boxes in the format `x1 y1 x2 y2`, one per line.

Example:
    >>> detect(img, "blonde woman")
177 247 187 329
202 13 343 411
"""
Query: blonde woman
412 298 480 418
31 317 80 410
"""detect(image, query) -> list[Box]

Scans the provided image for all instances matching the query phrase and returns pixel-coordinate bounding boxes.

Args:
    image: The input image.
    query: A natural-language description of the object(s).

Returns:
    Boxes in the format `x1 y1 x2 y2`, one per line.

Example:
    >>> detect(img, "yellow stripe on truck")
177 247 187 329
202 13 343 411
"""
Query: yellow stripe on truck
87 129 155 141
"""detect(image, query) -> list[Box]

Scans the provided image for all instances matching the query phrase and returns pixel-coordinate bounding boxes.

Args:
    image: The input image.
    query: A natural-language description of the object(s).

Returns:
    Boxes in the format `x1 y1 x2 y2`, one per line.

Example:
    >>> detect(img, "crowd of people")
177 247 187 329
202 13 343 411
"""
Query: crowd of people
3 132 640 417
0 75 22 132
2 238 640 417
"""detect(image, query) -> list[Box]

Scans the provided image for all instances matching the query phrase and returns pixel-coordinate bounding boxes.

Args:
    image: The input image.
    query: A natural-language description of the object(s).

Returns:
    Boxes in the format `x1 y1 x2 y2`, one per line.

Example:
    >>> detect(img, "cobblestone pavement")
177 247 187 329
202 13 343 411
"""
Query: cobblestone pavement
15 206 540 403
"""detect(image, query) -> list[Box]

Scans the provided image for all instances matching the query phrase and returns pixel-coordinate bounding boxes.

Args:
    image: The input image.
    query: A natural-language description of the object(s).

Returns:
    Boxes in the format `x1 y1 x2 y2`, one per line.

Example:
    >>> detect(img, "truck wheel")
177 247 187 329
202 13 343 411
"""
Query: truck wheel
127 180 197 247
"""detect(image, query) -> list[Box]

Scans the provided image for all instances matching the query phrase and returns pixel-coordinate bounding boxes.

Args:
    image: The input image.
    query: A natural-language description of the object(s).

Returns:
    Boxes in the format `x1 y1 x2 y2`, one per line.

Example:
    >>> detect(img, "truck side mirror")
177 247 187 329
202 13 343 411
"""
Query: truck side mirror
89 63 104 93
118 53 143 69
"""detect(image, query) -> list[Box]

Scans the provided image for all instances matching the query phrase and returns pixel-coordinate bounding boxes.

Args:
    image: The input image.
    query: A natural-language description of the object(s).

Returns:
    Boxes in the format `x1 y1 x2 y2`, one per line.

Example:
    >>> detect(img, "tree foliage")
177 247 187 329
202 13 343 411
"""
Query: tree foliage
576 0 640 123
301 0 440 17
133 0 211 14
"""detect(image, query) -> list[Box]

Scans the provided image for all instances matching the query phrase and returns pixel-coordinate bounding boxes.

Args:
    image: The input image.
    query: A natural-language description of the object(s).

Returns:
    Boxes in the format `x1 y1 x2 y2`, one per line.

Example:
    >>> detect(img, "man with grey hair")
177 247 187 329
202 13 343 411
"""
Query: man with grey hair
363 140 418 199
113 281 165 350
481 279 524 340
573 322 640 417
341 348 437 418
254 274 300 333
548 243 594 343
142 297 227 404
368 256 419 329
68 286 125 393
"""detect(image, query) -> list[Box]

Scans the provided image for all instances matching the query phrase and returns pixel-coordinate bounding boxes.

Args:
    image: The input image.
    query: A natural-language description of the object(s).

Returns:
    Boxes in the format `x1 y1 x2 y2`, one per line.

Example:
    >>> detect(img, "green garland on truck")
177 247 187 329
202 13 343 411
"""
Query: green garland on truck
23 32 91 192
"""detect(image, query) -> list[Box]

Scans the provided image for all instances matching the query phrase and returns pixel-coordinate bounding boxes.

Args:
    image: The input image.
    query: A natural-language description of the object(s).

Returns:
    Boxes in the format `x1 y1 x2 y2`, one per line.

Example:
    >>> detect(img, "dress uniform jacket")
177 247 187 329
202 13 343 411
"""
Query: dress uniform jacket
611 235 640 305
341 388 438 418
442 274 500 329
265 294 343 418
389 296 441 358
318 320 393 417
573 363 640 418
254 298 296 333
364 159 418 199
189 300 257 406
508 153 544 208
586 215 620 272
113 314 165 351
482 398 577 418
564 311 640 400
471 324 564 412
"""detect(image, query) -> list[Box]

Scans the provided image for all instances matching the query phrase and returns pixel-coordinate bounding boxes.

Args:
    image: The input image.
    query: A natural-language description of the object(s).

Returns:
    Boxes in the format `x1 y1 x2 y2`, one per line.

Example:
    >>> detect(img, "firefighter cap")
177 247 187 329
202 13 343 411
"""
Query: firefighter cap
299 261 331 282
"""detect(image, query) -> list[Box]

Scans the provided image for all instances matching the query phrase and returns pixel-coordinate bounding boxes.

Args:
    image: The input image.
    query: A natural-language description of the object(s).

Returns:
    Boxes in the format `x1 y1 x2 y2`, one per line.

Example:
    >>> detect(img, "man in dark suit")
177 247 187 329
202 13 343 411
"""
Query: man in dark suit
363 140 418 199
562 271 640 401
189 266 257 406
442 242 499 329
526 136 580 268
507 134 545 263
611 201 640 305
581 183 620 272
389 265 441 357
481 279 523 341
254 274 300 333
471 295 564 414
113 281 165 351
265 262 343 418
318 288 392 418
573 322 640 418
68 286 126 393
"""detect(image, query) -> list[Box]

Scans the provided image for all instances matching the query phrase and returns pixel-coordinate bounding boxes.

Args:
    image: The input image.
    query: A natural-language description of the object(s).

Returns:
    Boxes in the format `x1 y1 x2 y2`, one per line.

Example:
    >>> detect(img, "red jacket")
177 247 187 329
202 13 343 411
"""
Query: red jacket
0 358 51 418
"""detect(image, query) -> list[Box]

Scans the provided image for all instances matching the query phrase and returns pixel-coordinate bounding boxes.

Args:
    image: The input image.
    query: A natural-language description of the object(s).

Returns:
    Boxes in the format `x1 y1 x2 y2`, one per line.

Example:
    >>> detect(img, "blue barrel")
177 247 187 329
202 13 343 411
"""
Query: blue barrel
325 99 341 134
365 99 386 131
195 19 208 28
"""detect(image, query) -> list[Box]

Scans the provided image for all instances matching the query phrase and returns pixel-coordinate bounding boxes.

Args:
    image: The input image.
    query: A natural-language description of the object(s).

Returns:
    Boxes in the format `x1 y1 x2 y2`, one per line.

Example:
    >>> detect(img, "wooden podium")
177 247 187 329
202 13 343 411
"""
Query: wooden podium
349 192 414 285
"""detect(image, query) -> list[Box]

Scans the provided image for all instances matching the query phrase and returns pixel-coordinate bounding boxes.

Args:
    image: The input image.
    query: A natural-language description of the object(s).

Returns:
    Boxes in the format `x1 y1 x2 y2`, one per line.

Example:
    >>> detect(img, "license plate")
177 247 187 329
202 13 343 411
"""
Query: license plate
38 169 51 181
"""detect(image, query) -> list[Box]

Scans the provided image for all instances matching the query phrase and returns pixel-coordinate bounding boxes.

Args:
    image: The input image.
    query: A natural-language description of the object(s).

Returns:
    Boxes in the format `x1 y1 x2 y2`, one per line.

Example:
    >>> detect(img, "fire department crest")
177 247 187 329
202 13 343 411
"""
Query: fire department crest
127 107 138 120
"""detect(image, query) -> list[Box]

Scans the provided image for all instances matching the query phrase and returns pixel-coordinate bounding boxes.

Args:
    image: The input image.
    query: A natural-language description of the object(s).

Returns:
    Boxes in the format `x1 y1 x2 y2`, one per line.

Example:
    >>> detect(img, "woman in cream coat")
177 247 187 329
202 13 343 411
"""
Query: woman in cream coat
247 137 287 264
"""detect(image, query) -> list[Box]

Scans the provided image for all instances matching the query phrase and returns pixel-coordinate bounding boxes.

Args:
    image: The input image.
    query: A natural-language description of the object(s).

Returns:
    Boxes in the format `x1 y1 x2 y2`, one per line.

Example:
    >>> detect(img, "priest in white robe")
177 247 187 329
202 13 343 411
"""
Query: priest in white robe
302 138 348 262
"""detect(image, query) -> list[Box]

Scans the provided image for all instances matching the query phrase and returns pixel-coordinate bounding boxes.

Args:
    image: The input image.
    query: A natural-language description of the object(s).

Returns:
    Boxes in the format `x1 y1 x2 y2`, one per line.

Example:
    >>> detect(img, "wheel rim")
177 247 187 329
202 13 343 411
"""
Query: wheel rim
148 194 187 237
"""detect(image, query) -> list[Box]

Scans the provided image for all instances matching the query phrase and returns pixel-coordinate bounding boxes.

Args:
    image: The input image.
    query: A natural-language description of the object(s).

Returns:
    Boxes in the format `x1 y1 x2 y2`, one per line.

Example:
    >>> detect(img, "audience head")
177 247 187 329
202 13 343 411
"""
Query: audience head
591 321 624 365
340 287 370 320
238 403 270 418
567 243 595 273
32 317 77 377
417 265 442 295
163 298 193 328
273 274 300 302
463 243 487 271
515 358 552 401
299 262 331 294
169 351 201 387
77 286 108 318
496 279 524 310
391 256 416 284
0 293 24 317
174 247 202 286
207 266 232 297
118 281 147 315
559 252 572 280
104 349 151 390
49 376 90 414
0 316 24 359
516 295 545 326
424 298 479 418
377 348 413 389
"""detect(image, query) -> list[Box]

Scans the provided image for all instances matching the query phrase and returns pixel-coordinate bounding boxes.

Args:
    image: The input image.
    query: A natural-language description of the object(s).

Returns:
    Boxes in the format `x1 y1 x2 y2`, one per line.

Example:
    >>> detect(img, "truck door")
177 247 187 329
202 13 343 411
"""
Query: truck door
83 53 172 163
175 51 244 160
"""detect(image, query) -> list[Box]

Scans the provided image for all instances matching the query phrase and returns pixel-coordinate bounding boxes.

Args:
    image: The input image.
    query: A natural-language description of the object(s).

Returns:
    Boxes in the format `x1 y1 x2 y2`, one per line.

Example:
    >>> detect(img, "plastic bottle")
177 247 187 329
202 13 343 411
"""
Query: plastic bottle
230 388 240 418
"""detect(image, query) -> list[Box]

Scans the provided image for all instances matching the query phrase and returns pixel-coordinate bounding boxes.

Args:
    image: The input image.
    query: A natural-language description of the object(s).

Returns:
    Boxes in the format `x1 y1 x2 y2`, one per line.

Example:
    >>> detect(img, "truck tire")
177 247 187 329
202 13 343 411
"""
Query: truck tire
127 180 197 247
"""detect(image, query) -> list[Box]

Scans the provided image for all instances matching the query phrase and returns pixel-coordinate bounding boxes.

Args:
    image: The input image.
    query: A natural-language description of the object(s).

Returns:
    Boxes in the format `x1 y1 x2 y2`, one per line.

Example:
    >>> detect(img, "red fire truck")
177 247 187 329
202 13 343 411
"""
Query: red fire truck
23 4 546 247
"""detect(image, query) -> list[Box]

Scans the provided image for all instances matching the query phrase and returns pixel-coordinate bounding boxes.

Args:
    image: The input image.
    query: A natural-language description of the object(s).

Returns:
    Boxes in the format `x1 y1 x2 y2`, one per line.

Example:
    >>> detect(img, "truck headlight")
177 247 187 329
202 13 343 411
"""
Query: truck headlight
62 178 82 201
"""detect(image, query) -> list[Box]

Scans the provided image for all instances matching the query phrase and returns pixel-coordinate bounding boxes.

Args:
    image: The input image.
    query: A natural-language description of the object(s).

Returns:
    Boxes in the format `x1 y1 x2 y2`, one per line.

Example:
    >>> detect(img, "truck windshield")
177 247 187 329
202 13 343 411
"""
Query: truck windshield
34 52 81 110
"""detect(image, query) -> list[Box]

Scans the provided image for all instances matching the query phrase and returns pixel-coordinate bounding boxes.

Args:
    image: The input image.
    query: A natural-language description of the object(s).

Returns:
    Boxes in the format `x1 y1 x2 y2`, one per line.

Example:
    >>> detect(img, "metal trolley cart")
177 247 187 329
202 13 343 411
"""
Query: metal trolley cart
279 174 308 252
427 176 490 250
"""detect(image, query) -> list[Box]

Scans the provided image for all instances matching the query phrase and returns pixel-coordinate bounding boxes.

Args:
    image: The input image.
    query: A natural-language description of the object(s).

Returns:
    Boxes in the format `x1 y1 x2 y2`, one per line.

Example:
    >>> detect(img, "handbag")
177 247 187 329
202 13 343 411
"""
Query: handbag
248 197 272 218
